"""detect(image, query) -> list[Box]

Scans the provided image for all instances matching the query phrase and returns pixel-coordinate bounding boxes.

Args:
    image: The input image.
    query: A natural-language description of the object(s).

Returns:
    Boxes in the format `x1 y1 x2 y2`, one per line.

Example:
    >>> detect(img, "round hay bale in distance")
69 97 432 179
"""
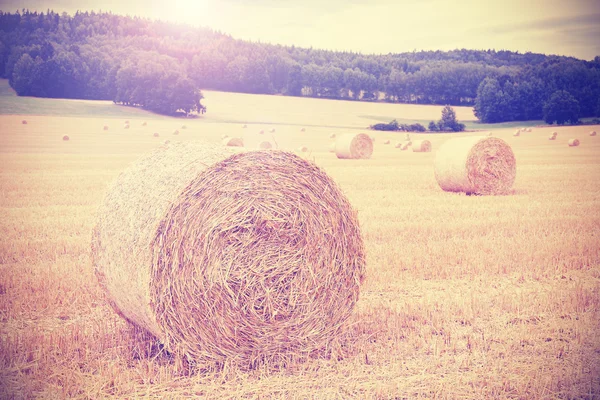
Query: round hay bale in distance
394 142 403 149
513 130 520 137
298 145 309 152
258 141 274 150
334 133 373 159
434 136 516 195
300 127 306 132
405 133 410 141
142 122 147 126
590 131 597 137
383 139 390 145
259 130 265 135
549 132 558 140
153 132 160 137
164 140 170 145
269 128 276 133
400 141 411 151
173 130 179 135
103 125 109 131
124 124 130 129
22 120 28 125
62 135 69 141
92 143 365 366
568 139 580 147
412 140 432 152
329 133 336 139
223 137 244 147
181 125 187 129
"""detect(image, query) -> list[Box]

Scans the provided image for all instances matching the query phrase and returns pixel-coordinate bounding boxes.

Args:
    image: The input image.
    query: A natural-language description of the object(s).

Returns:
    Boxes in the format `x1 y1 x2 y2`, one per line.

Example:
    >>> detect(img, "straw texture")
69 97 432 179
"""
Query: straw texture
92 142 365 367
412 140 432 152
335 133 373 159
434 136 516 195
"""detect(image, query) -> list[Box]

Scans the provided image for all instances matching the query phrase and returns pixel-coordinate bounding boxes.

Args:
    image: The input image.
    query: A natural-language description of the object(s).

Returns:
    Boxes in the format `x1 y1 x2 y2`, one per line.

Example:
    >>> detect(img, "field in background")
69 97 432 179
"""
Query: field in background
0 85 599 398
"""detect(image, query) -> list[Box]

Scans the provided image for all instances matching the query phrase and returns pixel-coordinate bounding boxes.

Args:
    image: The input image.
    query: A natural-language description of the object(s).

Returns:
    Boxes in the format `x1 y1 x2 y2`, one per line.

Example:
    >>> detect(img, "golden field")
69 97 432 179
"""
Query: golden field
0 88 599 399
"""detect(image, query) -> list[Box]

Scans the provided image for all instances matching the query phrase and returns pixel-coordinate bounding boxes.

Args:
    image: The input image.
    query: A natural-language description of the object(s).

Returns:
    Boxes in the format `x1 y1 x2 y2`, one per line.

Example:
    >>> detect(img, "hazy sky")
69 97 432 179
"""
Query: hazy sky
2 0 599 60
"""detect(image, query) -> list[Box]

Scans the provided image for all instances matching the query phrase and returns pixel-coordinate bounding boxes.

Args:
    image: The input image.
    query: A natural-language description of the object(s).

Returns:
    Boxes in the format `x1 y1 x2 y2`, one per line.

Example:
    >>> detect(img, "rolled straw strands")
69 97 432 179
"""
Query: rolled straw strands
334 133 373 159
568 139 580 147
412 140 432 152
92 143 365 367
434 136 516 195
222 137 244 147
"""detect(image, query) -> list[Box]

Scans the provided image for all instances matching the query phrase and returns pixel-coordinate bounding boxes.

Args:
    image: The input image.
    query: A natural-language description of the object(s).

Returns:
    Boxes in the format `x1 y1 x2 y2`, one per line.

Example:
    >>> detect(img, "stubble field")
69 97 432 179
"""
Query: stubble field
1 84 599 399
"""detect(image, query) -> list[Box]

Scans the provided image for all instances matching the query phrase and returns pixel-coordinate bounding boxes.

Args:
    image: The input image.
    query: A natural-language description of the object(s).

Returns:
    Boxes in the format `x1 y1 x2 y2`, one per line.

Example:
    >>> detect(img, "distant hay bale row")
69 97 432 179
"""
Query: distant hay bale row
568 139 580 147
412 140 431 152
91 143 365 367
549 132 558 140
334 133 373 159
434 136 516 195
223 137 244 147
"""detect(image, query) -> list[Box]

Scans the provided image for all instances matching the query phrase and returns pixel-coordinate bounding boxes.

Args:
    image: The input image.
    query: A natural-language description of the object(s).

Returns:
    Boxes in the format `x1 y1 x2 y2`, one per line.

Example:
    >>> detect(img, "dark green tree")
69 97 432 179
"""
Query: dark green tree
438 105 465 131
543 90 580 125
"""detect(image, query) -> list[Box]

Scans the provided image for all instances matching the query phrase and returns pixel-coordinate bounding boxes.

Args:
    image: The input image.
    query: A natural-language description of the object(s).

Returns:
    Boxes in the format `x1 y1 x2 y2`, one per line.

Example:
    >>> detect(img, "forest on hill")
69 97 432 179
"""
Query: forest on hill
1 10 599 121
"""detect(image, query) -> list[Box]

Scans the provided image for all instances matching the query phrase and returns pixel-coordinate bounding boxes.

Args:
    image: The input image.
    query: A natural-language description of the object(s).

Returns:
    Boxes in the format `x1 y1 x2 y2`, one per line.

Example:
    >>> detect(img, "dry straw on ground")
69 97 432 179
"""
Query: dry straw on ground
590 131 597 136
91 142 365 368
568 139 580 147
334 133 373 159
223 137 244 147
62 135 69 141
434 136 516 195
412 140 432 152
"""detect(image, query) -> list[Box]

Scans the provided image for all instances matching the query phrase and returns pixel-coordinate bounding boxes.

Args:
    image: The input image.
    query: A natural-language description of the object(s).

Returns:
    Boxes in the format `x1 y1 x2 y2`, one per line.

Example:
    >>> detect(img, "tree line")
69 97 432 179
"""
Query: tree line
1 10 599 121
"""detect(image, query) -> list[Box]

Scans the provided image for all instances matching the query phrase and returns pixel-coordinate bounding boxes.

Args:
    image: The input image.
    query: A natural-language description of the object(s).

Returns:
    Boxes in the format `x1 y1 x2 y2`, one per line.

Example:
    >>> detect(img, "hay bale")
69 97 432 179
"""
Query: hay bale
258 141 274 150
103 125 109 131
549 132 558 140
383 139 390 145
223 137 244 147
298 145 309 152
22 120 28 125
400 141 411 151
301 128 306 132
91 143 365 366
329 133 336 139
124 124 130 129
269 128 276 133
259 130 265 134
513 130 520 137
568 139 580 147
62 135 69 141
412 140 432 152
173 130 179 135
181 125 187 129
334 133 373 159
153 132 160 137
404 133 410 141
164 140 170 145
527 128 532 132
394 142 402 149
221 134 230 140
242 124 247 128
434 136 516 195
142 122 147 126
590 131 597 136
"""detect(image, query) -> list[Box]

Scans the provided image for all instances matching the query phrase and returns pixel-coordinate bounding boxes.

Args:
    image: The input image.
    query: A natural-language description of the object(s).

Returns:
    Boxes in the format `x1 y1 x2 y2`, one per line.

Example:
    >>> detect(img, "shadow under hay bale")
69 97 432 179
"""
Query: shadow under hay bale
223 137 244 147
434 136 516 195
62 135 69 141
91 143 365 368
412 140 432 152
334 133 373 159
568 139 580 147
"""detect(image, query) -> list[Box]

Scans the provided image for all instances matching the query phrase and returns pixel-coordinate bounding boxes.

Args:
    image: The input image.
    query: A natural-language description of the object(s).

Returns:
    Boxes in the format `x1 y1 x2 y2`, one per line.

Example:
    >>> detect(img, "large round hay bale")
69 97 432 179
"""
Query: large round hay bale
590 131 597 137
92 143 365 366
568 139 580 147
334 133 373 159
223 137 244 147
412 140 431 152
434 136 516 195
22 120 28 125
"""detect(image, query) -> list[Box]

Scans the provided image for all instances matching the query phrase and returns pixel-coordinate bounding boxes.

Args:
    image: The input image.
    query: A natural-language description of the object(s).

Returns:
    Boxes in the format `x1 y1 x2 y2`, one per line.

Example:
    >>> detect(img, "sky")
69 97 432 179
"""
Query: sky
1 0 599 60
